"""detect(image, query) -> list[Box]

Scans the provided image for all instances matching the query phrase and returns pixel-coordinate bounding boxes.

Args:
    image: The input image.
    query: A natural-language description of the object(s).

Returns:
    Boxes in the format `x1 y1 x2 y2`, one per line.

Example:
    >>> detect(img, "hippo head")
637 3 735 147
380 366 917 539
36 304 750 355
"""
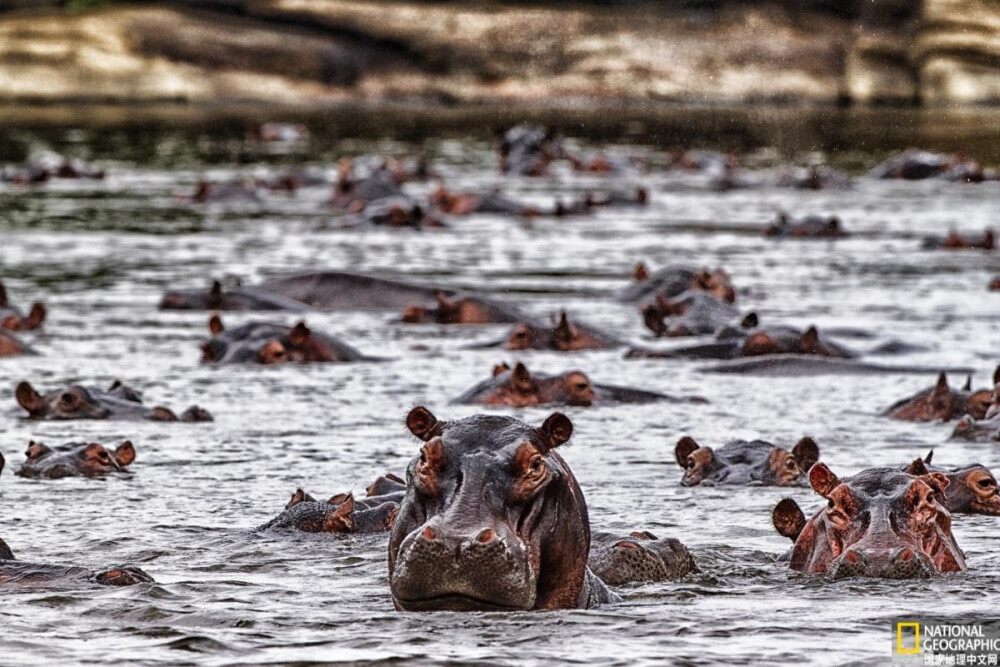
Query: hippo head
401 293 466 325
389 407 589 611
161 280 225 310
484 362 596 407
16 382 111 420
908 455 1000 516
675 436 819 487
693 269 736 304
506 313 602 352
641 295 688 337
772 465 967 578
889 372 992 421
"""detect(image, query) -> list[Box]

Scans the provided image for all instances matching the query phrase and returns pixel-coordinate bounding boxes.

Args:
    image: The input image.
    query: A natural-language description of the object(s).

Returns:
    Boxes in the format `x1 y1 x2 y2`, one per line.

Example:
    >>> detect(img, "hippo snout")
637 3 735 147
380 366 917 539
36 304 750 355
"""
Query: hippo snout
831 546 934 580
391 520 537 611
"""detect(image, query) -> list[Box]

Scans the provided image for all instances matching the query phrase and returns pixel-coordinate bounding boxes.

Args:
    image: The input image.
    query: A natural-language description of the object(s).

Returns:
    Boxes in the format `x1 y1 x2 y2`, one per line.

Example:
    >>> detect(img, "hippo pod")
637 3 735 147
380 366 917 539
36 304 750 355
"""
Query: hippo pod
389 407 619 611
17 440 135 479
498 125 564 176
0 280 46 332
0 537 152 587
616 263 736 304
675 436 819 487
160 271 449 312
474 312 623 352
883 368 996 422
201 316 374 365
15 380 212 422
453 361 704 408
400 292 525 325
764 213 847 239
628 322 857 361
921 229 995 251
588 531 696 586
905 452 999 516
429 186 543 217
772 464 967 578
641 291 752 338
257 491 399 535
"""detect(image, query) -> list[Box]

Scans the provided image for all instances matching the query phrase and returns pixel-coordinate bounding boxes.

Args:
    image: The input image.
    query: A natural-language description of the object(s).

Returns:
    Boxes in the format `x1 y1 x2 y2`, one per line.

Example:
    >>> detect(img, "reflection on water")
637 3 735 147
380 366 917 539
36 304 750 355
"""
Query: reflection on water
0 109 998 665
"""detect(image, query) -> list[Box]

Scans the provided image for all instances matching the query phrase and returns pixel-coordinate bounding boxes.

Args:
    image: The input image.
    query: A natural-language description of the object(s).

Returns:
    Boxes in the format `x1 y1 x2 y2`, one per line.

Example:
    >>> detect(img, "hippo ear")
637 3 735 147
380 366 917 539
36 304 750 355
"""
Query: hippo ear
0 281 7 307
435 291 455 311
287 488 308 509
406 406 441 441
799 326 820 352
675 436 700 467
792 437 819 471
288 321 311 347
328 492 351 505
962 375 971 392
740 312 758 329
149 406 179 422
114 441 136 467
512 362 533 391
538 413 573 451
492 362 511 377
323 494 355 533
772 498 806 541
25 440 50 460
15 382 41 414
0 537 14 561
923 472 950 496
993 364 1000 386
809 463 839 497
632 262 649 283
932 372 949 395
908 457 929 476
654 294 670 313
209 314 225 336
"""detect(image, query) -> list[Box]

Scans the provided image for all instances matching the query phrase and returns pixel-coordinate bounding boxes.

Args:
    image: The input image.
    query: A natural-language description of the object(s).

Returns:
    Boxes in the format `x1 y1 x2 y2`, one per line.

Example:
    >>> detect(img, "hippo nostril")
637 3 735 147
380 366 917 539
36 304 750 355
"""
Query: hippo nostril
896 548 915 563
421 526 437 541
477 528 496 544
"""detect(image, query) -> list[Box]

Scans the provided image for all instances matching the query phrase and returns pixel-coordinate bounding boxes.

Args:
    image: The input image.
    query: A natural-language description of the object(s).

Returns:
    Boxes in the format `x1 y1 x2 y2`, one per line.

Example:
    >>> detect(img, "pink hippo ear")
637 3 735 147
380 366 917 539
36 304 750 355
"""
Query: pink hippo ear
809 463 840 498
406 406 441 441
15 382 42 414
632 262 649 282
492 362 511 377
772 498 807 541
209 314 225 336
675 436 700 467
537 413 573 451
114 441 136 467
792 437 820 471
323 494 355 533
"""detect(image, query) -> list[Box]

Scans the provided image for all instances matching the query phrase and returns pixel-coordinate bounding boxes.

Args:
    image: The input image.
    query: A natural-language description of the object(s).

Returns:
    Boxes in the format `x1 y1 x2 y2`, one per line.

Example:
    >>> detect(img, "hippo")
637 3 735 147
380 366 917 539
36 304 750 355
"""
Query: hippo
17 440 135 479
15 380 213 422
883 370 995 422
868 149 959 180
201 316 372 365
453 361 702 407
186 179 264 205
429 187 542 217
329 164 403 212
991 276 1000 291
628 322 856 361
674 436 819 487
588 531 696 586
366 473 406 497
334 196 445 230
771 464 967 578
951 414 1000 442
400 292 525 325
566 151 643 175
921 229 994 251
258 493 399 534
388 406 619 610
616 264 736 304
0 538 152 587
906 452 999 515
774 165 850 190
0 330 34 357
161 272 448 312
940 161 997 183
478 312 624 352
0 281 46 332
669 148 737 174
1 155 105 185
765 213 847 239
498 125 563 176
642 292 750 338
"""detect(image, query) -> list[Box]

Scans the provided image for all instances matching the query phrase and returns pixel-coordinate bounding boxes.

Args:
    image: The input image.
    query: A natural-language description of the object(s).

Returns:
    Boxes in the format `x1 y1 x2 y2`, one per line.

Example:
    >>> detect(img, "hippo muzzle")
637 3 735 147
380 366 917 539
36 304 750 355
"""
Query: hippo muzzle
391 518 537 611
830 545 935 579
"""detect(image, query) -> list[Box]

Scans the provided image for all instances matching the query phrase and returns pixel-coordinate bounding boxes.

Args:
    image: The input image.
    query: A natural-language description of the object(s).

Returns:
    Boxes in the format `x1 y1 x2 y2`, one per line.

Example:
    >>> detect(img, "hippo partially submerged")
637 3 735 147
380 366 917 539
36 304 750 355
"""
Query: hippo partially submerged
15 380 212 422
389 407 619 610
641 292 750 338
628 322 856 361
161 272 448 312
883 370 994 422
258 492 399 534
0 281 46 332
906 452 999 516
17 440 136 479
0 538 152 587
201 316 372 365
675 436 819 487
429 186 542 217
477 312 623 352
951 414 1000 442
401 292 525 325
771 464 966 578
616 264 736 304
921 229 994 251
498 125 563 176
588 531 697 586
453 361 703 407
765 214 847 239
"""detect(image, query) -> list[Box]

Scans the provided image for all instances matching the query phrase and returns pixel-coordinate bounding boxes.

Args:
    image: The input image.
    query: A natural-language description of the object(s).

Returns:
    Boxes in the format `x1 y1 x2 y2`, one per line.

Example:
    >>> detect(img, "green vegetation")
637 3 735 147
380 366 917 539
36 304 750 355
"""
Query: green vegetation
64 0 115 14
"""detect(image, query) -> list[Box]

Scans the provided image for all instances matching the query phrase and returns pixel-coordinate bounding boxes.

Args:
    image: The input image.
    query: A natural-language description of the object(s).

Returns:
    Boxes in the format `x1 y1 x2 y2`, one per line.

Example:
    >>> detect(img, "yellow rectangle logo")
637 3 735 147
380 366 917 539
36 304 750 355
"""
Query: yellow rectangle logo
897 622 920 654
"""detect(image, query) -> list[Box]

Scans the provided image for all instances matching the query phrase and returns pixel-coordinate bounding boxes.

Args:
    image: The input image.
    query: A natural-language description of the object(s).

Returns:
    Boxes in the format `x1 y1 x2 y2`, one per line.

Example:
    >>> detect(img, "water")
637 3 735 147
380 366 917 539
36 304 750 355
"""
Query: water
0 107 998 666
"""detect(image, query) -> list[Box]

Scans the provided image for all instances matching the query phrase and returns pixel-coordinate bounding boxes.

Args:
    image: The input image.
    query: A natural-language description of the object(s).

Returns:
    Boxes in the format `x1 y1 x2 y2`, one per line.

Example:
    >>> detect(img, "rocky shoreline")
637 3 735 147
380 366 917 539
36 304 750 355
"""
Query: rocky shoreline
0 0 997 107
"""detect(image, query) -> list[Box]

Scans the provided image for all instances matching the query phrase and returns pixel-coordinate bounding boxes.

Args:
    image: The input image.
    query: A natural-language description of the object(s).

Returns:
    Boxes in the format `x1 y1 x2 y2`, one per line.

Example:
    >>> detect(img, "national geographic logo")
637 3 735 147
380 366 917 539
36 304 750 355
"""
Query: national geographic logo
892 618 1000 666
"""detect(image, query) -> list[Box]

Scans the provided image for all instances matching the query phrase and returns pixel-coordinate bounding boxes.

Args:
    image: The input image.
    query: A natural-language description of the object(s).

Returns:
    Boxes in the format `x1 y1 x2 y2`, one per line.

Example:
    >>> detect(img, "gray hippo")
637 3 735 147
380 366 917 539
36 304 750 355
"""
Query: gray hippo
17 440 135 479
906 452 999 515
0 537 153 587
201 316 374 365
675 436 820 487
15 380 212 422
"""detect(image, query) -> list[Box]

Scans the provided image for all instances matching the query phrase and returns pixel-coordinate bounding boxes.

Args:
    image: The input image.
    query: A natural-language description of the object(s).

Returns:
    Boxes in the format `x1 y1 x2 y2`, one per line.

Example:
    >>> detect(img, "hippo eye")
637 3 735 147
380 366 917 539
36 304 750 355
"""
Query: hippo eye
685 456 696 470
60 393 78 405
785 459 798 469
574 381 589 391
978 478 996 490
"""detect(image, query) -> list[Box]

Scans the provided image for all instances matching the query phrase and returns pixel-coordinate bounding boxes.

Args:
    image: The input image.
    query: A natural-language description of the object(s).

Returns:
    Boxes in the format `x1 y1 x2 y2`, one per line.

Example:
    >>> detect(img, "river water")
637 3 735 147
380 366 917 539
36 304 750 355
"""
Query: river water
0 107 998 666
